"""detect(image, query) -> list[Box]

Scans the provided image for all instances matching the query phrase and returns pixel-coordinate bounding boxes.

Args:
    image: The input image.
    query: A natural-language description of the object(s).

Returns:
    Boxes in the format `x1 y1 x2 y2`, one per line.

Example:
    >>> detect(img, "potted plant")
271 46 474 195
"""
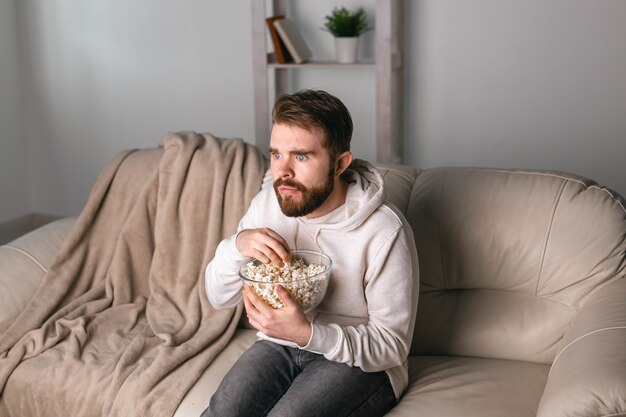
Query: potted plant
323 6 372 63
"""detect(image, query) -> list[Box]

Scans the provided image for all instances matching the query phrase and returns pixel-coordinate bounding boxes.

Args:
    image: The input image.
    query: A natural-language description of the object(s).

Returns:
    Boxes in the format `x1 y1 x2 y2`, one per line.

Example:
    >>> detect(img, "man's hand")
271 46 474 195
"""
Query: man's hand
243 285 312 347
236 228 291 265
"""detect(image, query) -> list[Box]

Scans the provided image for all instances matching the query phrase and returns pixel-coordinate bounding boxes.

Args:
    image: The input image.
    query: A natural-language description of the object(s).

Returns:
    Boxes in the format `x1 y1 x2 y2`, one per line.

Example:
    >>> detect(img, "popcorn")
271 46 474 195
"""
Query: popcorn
241 257 328 310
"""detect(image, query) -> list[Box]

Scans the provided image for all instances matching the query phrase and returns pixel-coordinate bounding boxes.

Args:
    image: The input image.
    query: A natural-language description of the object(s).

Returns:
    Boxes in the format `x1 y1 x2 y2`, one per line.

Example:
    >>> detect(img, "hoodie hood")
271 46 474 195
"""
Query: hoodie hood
298 159 386 232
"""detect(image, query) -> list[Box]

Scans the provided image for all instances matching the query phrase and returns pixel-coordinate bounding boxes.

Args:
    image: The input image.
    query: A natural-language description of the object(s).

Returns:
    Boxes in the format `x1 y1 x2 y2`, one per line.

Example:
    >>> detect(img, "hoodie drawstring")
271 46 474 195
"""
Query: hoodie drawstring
313 228 322 253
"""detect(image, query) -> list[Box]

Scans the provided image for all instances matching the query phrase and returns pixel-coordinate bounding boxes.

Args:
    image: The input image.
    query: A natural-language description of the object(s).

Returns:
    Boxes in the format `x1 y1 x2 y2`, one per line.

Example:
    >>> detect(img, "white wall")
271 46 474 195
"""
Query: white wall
405 0 626 195
0 0 30 223
16 0 256 216
5 0 626 218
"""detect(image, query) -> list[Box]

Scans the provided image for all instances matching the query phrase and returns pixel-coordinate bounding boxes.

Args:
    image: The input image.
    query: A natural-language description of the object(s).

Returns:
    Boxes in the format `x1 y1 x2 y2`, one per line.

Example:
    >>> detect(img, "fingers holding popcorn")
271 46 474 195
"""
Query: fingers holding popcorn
236 228 291 265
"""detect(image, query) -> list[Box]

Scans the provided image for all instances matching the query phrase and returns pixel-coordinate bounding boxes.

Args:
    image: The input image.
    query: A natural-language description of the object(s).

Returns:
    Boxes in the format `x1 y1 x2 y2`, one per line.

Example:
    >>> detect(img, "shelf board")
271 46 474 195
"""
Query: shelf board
267 59 375 69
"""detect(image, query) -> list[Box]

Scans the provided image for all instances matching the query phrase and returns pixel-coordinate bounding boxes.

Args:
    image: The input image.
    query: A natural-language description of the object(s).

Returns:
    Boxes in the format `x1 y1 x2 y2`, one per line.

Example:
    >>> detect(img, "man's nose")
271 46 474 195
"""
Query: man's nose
275 157 294 178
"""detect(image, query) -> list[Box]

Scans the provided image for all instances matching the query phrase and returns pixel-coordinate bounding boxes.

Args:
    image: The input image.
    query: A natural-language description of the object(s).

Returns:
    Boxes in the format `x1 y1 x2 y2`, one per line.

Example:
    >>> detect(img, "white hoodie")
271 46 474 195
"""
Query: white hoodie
205 160 419 399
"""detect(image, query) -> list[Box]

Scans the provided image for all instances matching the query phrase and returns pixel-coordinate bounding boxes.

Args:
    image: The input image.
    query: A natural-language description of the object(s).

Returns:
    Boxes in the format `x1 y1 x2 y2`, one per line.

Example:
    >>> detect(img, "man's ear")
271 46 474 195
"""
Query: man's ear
335 151 353 176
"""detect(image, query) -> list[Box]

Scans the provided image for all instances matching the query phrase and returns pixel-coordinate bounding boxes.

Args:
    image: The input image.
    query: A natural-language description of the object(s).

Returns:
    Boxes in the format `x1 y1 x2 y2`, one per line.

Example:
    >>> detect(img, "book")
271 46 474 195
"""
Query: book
266 15 292 64
273 18 312 64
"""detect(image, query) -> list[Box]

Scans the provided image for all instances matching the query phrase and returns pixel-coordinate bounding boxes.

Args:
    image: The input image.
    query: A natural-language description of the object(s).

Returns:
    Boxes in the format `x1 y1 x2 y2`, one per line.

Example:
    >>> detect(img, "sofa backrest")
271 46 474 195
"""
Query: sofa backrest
400 167 626 364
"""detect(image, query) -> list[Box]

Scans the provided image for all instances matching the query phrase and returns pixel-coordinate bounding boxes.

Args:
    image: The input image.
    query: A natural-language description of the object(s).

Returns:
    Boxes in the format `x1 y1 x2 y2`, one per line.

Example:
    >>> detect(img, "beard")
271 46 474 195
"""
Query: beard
273 164 335 217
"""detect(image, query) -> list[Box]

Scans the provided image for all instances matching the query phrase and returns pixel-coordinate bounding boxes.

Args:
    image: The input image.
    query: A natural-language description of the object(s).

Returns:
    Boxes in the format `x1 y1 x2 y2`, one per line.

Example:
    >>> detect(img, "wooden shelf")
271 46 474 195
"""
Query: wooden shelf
251 0 404 163
267 60 376 69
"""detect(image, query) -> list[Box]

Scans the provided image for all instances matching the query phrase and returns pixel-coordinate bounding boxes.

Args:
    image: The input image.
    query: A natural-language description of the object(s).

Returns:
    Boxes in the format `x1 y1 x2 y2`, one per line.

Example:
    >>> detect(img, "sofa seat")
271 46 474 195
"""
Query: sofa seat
175 329 258 417
177 332 550 417
388 356 548 417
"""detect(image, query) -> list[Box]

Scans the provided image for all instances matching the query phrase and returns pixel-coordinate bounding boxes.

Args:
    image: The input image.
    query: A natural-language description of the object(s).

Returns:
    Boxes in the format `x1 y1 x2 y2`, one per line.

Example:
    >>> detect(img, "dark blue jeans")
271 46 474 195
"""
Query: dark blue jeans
201 340 397 417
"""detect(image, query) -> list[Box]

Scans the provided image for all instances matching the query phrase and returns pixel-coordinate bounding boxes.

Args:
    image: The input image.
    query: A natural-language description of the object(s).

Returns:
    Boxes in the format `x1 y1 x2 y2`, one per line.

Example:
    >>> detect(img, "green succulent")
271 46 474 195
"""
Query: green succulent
323 7 372 37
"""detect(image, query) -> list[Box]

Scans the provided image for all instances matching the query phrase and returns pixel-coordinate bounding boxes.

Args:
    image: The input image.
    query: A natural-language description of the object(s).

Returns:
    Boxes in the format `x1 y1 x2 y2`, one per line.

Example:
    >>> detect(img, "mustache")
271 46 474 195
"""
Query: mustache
273 178 306 192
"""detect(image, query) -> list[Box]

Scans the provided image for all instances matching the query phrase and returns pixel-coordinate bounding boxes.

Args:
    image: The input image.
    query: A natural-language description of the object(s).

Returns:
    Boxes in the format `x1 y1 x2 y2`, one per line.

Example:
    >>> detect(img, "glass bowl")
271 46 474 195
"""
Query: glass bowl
239 249 332 312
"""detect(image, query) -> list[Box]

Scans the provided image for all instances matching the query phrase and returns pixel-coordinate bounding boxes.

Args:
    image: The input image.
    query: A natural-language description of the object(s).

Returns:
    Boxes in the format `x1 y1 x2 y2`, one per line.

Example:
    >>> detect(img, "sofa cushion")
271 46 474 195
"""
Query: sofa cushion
376 164 420 214
406 168 626 362
411 289 575 363
386 356 549 417
0 218 75 323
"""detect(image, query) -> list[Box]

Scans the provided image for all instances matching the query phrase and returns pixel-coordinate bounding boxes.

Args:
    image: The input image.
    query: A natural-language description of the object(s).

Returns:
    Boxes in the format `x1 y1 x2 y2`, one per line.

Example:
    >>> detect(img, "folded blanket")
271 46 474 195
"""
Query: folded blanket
0 132 267 416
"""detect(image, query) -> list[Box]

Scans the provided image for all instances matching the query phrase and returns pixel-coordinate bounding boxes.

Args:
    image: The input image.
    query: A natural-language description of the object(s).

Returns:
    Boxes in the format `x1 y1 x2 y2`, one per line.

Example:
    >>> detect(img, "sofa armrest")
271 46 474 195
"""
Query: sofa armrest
537 277 626 417
0 217 76 324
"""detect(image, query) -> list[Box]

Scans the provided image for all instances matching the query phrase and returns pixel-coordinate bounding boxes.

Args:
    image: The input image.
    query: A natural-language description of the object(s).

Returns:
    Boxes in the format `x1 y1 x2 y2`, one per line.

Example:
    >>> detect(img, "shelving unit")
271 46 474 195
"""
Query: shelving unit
251 0 404 164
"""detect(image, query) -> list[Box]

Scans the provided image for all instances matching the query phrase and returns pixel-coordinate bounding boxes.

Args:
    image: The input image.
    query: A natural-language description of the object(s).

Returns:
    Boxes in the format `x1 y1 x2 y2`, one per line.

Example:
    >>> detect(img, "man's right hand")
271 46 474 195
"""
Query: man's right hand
235 228 291 265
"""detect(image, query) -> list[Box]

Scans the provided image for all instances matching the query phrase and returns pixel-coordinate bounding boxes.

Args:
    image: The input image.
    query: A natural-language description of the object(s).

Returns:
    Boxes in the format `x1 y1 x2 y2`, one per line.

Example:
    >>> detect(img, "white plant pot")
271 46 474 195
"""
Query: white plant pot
334 37 359 64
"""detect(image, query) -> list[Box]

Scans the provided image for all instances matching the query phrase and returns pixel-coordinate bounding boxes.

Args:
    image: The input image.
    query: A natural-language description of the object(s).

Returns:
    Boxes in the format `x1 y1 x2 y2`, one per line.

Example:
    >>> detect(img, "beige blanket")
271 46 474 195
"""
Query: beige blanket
0 132 267 416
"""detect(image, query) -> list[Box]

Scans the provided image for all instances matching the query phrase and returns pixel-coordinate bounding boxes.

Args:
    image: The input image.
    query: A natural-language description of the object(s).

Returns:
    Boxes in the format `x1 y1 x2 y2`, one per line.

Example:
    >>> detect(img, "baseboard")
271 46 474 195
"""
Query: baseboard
0 213 63 245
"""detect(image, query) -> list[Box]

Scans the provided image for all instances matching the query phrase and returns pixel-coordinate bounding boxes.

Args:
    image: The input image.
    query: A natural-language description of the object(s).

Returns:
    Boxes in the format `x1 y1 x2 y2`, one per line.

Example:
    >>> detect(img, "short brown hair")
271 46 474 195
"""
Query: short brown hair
272 90 353 159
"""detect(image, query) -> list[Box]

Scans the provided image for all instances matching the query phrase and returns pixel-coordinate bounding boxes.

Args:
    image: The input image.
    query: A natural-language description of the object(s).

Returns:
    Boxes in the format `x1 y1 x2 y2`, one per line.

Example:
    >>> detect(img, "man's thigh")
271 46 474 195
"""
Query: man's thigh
202 340 299 417
268 355 396 417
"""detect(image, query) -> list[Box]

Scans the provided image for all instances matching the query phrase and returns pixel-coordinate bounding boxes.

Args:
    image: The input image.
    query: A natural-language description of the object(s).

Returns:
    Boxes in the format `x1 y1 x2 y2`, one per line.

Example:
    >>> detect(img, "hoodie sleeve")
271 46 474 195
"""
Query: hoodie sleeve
204 195 261 309
205 235 247 309
302 224 419 373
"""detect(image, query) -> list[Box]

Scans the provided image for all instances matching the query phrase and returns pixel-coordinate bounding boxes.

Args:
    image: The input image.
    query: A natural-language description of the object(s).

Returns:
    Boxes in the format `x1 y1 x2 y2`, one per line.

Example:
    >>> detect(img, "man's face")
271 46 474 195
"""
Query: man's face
269 123 335 218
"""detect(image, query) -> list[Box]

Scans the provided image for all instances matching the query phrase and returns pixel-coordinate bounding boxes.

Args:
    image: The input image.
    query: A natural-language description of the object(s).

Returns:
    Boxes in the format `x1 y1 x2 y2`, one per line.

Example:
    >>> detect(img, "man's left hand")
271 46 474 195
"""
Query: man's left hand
242 285 312 347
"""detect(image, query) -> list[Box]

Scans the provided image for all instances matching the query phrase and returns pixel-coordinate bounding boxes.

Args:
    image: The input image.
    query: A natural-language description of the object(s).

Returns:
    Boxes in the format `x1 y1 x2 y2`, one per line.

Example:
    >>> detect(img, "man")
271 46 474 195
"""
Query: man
202 90 419 417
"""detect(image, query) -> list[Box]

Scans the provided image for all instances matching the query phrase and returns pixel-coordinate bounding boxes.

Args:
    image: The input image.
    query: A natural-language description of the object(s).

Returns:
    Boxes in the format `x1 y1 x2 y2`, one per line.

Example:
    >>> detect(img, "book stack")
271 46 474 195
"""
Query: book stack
266 16 312 64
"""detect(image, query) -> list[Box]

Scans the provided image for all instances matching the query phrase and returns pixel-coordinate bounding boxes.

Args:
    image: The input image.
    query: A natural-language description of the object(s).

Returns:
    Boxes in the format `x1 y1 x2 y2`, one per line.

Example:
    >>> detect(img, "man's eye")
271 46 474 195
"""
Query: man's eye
295 154 308 162
272 152 282 160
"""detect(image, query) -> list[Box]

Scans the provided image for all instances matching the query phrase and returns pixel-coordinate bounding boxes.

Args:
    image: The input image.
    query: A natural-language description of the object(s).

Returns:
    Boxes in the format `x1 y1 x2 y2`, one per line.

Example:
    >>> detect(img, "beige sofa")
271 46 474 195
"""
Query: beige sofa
1 165 625 417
